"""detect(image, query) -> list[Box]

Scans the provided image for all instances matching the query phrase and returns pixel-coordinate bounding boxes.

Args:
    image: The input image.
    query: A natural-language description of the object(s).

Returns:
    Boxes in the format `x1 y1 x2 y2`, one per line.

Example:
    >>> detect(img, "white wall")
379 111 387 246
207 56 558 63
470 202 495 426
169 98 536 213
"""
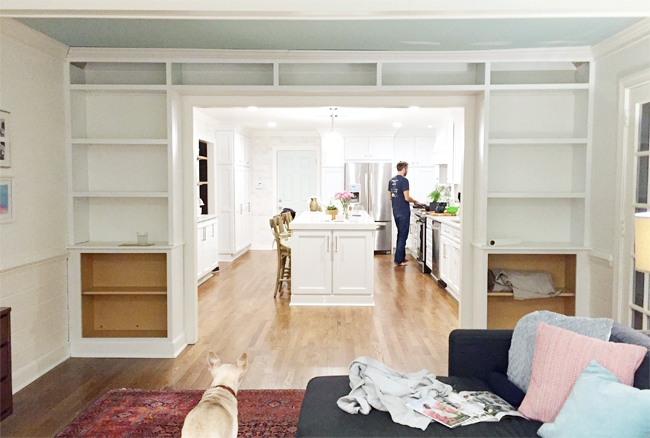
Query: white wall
0 19 70 392
590 32 650 318
249 132 321 250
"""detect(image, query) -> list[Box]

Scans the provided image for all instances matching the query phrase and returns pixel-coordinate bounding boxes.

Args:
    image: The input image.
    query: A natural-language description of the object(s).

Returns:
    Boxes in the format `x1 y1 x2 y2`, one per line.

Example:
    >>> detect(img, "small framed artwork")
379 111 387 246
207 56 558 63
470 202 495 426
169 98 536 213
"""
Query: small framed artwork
0 110 10 168
0 177 13 223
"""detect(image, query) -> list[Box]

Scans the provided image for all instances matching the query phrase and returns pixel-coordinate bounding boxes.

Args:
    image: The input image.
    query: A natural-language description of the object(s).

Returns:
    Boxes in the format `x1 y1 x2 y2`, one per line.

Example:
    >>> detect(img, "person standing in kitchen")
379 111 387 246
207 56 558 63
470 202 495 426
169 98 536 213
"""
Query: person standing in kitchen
389 161 419 267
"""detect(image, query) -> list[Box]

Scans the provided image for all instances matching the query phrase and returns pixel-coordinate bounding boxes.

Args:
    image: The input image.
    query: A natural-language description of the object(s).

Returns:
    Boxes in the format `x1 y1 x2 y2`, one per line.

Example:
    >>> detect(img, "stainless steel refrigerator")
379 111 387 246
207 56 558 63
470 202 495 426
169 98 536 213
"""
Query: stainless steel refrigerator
344 163 393 253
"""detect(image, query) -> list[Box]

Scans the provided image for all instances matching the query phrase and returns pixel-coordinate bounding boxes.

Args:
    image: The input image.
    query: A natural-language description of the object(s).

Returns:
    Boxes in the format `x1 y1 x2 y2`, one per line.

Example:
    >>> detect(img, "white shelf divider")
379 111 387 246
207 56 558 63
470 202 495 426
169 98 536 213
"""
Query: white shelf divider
73 191 169 198
489 83 590 91
487 192 586 199
72 139 169 145
488 138 588 145
70 84 168 91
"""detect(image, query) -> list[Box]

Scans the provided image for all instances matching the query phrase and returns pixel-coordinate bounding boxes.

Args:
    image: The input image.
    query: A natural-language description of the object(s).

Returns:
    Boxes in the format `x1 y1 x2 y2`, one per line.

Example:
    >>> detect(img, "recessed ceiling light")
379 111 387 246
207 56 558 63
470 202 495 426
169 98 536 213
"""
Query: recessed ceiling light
248 106 257 111
393 122 403 128
409 106 420 111
428 125 433 128
268 122 277 128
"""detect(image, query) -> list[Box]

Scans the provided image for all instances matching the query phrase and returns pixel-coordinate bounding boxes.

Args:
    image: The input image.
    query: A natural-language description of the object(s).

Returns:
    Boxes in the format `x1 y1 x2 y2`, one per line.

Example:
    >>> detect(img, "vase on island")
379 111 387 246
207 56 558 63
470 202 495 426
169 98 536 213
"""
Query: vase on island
335 191 353 220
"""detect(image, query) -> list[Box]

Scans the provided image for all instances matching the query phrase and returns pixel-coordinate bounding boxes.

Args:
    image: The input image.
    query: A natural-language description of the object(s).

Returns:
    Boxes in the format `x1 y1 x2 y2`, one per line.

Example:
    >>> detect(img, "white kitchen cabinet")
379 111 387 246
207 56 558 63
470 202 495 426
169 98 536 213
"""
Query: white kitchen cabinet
368 137 394 160
415 138 435 166
345 137 369 160
217 130 252 261
198 217 219 283
440 224 460 299
332 231 374 295
291 230 333 296
394 138 415 163
322 167 344 202
234 132 250 167
290 212 375 305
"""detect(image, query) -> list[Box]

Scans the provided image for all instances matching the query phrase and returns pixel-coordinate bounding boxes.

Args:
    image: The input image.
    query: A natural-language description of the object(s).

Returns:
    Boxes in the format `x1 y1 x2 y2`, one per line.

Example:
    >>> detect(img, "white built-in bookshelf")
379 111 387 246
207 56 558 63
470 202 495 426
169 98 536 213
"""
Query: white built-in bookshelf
66 62 184 358
473 60 594 328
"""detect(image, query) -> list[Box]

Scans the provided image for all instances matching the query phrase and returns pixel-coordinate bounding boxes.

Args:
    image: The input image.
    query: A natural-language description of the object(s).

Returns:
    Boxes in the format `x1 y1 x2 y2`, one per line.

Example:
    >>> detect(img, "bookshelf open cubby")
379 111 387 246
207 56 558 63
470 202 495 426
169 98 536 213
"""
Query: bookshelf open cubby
382 62 485 86
171 63 274 86
279 63 377 86
487 253 576 329
73 197 169 245
70 90 168 139
486 197 585 247
81 253 168 338
489 90 588 139
488 143 586 194
70 62 167 86
490 62 589 85
72 143 168 194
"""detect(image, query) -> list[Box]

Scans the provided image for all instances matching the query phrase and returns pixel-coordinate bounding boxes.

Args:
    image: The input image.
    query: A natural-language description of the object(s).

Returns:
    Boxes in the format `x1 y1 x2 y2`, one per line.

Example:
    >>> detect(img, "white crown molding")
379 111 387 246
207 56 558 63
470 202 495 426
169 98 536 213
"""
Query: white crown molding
591 17 650 60
67 47 594 63
2 1 650 19
252 130 320 137
0 18 68 59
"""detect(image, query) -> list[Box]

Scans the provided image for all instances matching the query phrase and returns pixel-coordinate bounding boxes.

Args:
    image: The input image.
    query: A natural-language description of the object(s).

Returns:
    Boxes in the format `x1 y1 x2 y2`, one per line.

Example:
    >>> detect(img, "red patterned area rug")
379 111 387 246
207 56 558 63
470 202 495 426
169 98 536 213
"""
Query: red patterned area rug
55 389 305 438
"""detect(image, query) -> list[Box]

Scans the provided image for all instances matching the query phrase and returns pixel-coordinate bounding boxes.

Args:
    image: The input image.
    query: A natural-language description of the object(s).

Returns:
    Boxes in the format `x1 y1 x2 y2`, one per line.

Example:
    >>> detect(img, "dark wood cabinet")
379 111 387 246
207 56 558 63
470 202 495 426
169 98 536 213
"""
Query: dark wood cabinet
0 307 12 421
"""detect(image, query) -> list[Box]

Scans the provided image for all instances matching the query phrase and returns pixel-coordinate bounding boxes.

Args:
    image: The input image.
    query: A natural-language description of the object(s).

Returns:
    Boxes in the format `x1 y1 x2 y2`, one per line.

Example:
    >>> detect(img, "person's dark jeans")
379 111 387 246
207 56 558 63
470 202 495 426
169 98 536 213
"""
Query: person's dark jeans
394 213 410 264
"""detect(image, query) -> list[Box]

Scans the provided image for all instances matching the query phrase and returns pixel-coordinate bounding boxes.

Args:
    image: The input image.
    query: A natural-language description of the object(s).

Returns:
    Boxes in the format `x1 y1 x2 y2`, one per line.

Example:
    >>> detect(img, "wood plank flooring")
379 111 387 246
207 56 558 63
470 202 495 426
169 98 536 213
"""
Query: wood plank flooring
0 251 458 437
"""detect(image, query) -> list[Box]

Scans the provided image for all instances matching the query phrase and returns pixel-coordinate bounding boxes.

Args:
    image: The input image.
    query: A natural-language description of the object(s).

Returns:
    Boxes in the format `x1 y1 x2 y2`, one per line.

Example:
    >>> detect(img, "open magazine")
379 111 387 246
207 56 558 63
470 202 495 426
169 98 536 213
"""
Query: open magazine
407 391 524 428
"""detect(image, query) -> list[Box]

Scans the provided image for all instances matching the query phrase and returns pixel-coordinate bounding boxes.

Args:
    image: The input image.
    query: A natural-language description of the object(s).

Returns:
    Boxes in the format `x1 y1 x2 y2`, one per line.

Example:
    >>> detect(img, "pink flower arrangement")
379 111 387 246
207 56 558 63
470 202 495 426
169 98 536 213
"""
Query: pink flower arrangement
334 191 353 201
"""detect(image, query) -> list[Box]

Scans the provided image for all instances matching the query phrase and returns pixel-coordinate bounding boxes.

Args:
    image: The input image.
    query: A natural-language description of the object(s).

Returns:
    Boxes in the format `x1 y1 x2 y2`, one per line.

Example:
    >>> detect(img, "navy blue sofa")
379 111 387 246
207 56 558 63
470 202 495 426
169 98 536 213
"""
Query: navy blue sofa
296 329 650 437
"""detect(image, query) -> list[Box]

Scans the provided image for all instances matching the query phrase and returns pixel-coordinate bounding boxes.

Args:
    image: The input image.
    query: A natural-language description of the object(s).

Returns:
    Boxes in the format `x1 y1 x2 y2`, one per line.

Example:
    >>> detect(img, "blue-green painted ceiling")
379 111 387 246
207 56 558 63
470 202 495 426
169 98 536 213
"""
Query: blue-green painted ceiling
17 17 643 50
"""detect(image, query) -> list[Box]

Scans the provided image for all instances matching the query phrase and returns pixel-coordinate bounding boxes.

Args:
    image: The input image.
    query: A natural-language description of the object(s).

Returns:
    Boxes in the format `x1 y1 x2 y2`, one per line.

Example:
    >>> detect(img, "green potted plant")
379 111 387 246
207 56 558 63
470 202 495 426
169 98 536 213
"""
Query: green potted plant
428 189 441 211
325 205 338 218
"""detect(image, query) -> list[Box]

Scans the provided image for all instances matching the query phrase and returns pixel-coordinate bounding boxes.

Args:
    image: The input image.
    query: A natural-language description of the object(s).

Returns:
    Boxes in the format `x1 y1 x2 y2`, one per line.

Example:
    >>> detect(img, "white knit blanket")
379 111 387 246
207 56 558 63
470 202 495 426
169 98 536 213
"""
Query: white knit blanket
337 356 453 430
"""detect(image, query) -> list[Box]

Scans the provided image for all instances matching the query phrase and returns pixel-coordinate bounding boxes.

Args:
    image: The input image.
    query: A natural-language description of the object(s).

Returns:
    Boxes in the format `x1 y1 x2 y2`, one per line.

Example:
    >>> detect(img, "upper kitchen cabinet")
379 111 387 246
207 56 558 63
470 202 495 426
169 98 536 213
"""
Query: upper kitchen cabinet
234 132 251 167
344 137 368 161
394 137 437 166
344 136 394 162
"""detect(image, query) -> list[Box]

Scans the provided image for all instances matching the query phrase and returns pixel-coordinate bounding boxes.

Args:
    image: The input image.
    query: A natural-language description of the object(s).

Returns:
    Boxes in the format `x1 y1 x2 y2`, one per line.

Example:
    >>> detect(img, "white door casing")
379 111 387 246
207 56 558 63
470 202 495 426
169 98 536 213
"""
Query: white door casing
615 76 650 328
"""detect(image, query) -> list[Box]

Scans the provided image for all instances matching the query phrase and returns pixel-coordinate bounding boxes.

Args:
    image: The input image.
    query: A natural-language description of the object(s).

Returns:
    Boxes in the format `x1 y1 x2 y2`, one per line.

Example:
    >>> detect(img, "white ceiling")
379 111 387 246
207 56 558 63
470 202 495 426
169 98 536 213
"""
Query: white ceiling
198 106 457 134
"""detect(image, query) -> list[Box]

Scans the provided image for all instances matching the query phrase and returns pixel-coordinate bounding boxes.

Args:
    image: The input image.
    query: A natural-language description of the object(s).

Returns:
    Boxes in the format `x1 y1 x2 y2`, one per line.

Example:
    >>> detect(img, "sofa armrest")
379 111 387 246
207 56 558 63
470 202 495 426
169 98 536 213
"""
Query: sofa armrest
448 329 513 381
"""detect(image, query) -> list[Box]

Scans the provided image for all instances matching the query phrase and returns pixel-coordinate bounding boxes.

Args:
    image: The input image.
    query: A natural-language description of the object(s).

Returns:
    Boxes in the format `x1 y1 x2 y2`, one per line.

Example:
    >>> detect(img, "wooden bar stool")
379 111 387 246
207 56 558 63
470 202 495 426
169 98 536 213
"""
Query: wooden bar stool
270 215 291 298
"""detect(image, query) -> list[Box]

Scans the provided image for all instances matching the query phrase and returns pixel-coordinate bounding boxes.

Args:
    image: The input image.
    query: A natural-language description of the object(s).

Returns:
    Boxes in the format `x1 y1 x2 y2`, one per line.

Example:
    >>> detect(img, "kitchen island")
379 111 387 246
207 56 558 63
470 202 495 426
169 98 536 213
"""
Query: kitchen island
289 210 377 306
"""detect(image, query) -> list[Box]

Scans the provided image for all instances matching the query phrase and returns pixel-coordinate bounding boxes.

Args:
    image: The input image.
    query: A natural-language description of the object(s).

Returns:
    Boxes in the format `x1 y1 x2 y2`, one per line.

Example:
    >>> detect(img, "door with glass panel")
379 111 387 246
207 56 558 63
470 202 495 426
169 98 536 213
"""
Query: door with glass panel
623 83 650 329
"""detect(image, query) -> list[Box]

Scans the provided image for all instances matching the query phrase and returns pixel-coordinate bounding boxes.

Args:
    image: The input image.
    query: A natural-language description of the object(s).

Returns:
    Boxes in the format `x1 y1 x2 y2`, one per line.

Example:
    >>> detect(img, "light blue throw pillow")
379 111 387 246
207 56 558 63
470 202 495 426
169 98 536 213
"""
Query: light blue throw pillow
538 360 650 438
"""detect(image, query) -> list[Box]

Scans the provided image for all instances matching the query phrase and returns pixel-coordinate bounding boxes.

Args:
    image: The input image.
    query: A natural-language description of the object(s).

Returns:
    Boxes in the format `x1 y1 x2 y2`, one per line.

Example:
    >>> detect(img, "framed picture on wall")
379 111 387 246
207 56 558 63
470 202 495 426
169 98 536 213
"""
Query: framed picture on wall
0 177 13 223
0 110 10 168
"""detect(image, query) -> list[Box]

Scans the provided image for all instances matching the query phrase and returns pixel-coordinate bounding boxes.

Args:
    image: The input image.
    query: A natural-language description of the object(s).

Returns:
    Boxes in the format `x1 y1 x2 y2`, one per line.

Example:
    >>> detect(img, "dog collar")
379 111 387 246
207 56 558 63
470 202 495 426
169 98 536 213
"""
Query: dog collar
211 384 237 398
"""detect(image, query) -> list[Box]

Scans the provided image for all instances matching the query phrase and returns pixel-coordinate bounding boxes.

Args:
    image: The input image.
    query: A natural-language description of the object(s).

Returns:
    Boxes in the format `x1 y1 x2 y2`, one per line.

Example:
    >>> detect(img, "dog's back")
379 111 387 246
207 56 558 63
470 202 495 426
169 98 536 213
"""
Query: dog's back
181 387 238 438
181 352 247 438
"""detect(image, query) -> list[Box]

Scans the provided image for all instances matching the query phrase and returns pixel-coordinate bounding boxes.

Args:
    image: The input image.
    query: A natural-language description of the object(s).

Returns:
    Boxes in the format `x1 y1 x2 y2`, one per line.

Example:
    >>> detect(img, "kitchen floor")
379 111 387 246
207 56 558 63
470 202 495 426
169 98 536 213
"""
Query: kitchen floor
1 250 458 437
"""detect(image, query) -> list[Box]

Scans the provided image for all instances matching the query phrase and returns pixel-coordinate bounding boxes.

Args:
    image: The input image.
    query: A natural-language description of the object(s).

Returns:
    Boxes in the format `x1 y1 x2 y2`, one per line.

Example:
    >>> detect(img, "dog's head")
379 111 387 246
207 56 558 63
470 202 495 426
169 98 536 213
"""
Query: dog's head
207 351 248 389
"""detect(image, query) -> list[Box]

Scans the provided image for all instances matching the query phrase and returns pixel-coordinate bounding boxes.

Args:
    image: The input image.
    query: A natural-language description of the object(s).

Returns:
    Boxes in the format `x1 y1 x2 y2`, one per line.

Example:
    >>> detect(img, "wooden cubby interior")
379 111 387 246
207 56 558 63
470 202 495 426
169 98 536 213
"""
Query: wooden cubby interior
81 253 167 338
198 141 209 215
487 253 576 329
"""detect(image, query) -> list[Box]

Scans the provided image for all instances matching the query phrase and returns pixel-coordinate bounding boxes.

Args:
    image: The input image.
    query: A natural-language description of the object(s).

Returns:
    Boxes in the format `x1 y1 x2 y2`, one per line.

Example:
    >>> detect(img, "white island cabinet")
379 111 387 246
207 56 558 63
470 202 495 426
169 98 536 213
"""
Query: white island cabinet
289 211 376 306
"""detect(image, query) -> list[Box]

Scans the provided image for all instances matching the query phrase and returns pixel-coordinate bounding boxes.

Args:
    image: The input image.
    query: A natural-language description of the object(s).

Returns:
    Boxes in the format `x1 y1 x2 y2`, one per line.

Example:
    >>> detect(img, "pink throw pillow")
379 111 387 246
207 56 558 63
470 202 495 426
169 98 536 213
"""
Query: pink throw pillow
518 322 646 423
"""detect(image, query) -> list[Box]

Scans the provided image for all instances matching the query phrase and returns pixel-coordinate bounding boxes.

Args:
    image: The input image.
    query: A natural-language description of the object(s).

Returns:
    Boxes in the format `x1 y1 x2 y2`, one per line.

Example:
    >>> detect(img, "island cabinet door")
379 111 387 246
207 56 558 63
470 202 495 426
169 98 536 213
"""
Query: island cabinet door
291 231 333 295
332 231 374 295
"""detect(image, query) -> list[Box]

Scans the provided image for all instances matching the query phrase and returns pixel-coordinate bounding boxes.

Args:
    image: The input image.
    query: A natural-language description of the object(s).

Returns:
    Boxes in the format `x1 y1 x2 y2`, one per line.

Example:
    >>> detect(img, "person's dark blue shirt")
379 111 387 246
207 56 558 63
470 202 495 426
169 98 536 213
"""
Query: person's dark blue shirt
389 175 410 217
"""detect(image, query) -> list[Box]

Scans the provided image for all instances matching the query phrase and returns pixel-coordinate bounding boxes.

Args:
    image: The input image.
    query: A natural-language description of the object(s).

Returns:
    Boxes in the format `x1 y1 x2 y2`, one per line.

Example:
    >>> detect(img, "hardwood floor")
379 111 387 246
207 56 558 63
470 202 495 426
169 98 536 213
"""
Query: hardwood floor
0 251 458 437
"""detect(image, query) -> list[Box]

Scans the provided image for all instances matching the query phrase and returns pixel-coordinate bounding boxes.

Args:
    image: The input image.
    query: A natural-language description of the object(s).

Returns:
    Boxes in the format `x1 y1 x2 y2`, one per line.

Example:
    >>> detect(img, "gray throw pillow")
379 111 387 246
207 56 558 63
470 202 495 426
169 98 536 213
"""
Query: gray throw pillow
507 311 614 392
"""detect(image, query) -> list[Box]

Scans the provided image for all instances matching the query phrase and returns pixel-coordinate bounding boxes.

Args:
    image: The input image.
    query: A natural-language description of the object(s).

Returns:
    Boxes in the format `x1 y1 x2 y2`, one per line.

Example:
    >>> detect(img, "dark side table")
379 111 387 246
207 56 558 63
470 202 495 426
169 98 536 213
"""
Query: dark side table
0 307 12 421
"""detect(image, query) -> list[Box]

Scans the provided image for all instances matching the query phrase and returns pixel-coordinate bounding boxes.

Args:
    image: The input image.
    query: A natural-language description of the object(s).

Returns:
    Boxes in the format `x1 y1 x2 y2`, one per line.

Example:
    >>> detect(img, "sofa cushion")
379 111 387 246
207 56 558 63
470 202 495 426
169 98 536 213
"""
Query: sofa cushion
507 311 613 393
486 372 525 408
296 376 542 437
537 360 650 438
519 323 647 423
610 322 650 389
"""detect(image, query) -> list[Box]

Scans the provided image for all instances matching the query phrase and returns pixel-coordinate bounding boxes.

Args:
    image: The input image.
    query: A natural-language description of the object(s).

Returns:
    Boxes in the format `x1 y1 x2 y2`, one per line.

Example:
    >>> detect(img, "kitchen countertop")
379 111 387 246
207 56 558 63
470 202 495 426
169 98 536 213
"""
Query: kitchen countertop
290 210 377 231
427 215 461 230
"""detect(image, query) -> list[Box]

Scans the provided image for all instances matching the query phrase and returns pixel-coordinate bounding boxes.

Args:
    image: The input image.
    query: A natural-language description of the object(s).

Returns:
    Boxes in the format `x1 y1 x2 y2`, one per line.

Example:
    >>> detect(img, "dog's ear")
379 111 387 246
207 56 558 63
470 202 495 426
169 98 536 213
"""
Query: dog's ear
207 350 221 367
237 352 248 370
